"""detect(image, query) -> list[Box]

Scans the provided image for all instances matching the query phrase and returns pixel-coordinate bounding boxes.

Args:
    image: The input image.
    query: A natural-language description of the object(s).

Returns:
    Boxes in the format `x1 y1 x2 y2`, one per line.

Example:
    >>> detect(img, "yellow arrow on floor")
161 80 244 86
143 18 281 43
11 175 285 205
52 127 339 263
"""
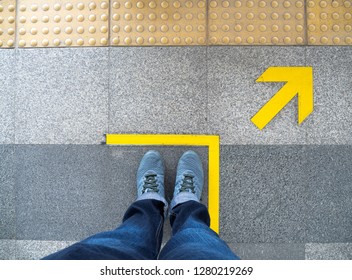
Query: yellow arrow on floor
251 67 313 130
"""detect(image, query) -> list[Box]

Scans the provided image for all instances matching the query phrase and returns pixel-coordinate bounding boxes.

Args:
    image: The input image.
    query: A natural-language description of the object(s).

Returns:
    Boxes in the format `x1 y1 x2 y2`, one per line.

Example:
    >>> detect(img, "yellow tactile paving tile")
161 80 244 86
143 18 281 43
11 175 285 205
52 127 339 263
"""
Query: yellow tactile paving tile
307 0 352 45
208 0 306 45
110 0 207 45
17 1 109 47
0 0 16 48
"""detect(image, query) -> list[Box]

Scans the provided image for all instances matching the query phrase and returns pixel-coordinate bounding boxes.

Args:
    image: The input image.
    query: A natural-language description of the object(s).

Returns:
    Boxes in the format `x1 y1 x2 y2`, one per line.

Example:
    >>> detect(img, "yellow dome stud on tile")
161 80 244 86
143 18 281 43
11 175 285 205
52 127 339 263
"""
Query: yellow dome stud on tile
296 37 304 44
198 37 205 44
101 37 108 45
7 39 14 47
174 36 182 44
272 37 279 44
247 36 255 44
19 5 26 12
112 25 120 33
65 27 73 34
296 1 303 8
320 37 329 44
42 27 49 35
185 37 193 44
320 1 328 8
173 25 181 32
53 38 61 46
333 37 341 44
259 25 267 32
31 4 38 12
112 2 120 9
173 1 181 8
31 16 38 24
234 36 242 44
186 1 193 8
260 36 267 44
77 26 84 34
161 13 169 20
101 1 109 9
136 13 144 20
210 36 218 44
88 38 96 45
42 39 49 46
136 37 144 45
259 1 266 7
65 3 73 11
161 1 169 8
149 1 157 9
136 25 144 33
149 13 157 20
222 37 230 44
198 1 206 8
161 25 169 32
284 37 292 44
54 15 61 23
53 27 61 35
19 28 26 35
124 37 132 45
149 25 156 32
54 3 61 11
346 37 352 45
137 1 145 9
42 16 49 23
65 38 73 46
112 37 119 44
161 37 169 44
77 38 84 45
30 28 38 35
148 37 156 44
173 12 181 20
89 2 97 10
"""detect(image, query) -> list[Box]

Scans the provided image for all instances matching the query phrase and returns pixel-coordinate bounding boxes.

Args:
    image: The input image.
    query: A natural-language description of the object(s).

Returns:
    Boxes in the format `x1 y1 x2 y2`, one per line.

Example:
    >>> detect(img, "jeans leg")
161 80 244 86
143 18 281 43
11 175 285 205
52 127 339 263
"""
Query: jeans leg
158 201 240 260
43 199 165 260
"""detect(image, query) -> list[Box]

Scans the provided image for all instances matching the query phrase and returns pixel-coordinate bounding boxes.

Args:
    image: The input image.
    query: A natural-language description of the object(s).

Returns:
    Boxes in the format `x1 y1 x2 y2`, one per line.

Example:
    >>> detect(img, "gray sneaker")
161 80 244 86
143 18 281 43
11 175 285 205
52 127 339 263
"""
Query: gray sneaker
136 150 167 209
170 150 204 209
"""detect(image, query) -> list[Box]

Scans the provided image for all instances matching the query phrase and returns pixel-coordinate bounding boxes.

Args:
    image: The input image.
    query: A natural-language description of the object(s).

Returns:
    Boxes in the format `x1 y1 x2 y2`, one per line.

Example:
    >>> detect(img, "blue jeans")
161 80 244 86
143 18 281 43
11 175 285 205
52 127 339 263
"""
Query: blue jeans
43 199 239 260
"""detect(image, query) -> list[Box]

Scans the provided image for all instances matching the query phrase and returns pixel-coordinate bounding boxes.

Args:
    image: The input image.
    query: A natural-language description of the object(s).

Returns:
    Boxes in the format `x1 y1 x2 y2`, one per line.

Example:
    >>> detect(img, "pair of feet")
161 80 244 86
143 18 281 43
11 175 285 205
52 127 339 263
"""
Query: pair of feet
136 150 204 211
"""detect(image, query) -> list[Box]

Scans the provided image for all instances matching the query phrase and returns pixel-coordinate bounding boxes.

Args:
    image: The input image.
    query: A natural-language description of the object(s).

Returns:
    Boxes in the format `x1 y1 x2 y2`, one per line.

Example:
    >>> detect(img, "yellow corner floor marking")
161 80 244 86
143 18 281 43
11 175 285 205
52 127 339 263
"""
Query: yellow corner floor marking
0 0 16 48
106 134 220 233
307 0 352 45
251 67 313 130
208 0 306 45
110 0 207 46
17 0 109 47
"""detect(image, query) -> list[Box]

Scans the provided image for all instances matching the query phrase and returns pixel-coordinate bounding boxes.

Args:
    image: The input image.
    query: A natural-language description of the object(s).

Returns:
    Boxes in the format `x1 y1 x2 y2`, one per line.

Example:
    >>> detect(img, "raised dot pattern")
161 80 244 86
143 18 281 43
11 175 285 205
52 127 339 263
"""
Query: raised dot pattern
307 0 352 45
0 0 16 48
111 0 207 45
17 0 109 47
208 0 306 45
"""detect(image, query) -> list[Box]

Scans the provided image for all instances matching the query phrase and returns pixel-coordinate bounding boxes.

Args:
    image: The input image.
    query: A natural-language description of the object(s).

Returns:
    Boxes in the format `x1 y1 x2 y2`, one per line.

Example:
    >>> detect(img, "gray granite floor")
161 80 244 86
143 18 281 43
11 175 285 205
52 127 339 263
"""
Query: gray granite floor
0 46 351 259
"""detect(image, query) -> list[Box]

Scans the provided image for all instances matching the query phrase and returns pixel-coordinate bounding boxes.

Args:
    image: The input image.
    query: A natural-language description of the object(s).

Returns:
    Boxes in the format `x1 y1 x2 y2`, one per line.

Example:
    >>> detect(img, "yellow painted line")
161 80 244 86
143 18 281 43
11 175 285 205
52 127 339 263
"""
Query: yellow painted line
0 0 16 48
106 134 220 233
251 66 314 129
307 0 352 45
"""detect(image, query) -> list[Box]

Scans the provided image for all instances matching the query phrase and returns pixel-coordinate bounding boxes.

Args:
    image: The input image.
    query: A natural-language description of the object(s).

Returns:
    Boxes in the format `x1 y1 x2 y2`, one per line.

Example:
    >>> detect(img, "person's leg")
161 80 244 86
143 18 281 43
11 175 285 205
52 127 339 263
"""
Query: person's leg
158 150 239 260
43 150 168 260
159 200 239 260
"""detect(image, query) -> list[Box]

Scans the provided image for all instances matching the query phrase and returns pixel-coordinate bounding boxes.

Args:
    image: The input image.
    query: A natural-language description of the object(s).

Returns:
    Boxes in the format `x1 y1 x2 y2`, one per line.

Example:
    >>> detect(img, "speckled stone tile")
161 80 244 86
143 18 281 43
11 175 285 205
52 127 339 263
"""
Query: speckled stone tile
16 240 76 260
229 243 305 260
305 145 352 242
0 240 16 260
15 145 207 241
305 243 352 260
15 48 109 144
0 145 15 239
305 47 352 144
220 145 308 243
208 47 307 145
0 50 15 144
108 47 208 135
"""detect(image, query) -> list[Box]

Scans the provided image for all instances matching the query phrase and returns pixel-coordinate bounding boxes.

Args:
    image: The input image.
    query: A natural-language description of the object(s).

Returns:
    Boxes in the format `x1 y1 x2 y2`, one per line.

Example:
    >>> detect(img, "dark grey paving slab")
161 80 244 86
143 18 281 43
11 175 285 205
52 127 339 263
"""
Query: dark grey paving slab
305 146 352 242
305 243 352 260
15 48 109 144
0 50 15 144
108 47 208 135
208 47 307 145
15 145 207 241
306 47 352 144
0 240 16 260
0 145 15 239
220 145 308 243
229 243 305 260
16 240 76 260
